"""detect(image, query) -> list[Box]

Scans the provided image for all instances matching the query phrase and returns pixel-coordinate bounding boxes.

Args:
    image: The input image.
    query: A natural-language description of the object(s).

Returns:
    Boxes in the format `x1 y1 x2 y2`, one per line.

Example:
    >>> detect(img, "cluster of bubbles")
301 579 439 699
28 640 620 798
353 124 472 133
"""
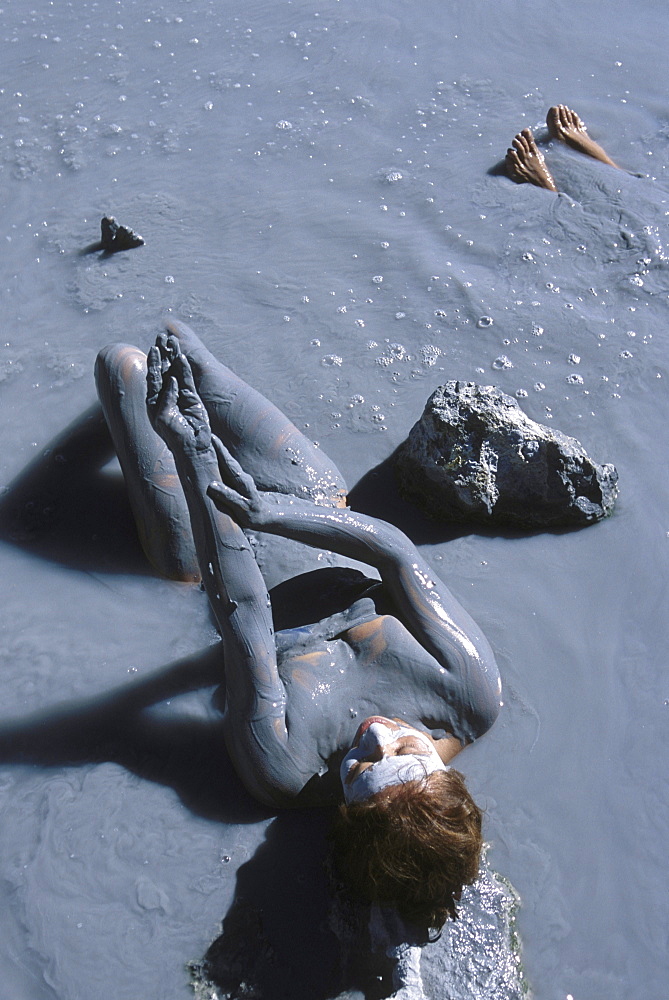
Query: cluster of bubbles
374 342 412 367
492 355 513 371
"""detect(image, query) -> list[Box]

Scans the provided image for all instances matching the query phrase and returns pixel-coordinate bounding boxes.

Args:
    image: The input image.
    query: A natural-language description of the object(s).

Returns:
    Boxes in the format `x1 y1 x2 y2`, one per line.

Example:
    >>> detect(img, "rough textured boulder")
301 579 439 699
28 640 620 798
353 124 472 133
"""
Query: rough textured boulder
100 215 144 253
395 381 618 528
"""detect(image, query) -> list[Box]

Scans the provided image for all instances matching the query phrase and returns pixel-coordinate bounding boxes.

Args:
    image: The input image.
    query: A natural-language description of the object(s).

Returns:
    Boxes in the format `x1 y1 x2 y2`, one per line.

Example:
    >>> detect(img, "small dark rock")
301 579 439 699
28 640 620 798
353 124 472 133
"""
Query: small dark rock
394 381 618 528
100 216 144 253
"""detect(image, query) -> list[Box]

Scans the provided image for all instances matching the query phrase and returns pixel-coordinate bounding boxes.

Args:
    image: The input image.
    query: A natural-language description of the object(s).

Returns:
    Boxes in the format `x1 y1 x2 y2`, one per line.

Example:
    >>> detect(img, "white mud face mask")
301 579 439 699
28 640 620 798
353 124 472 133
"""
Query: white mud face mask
340 721 449 804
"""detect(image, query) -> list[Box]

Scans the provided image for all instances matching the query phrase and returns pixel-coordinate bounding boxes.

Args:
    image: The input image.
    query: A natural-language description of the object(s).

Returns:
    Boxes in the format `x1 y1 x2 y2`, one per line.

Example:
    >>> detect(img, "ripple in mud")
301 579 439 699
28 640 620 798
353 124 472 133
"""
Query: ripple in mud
0 357 24 383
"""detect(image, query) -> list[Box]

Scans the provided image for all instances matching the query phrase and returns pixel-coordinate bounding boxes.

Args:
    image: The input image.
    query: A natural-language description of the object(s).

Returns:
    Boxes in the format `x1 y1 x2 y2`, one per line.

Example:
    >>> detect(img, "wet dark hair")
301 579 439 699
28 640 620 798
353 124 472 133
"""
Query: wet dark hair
330 769 482 937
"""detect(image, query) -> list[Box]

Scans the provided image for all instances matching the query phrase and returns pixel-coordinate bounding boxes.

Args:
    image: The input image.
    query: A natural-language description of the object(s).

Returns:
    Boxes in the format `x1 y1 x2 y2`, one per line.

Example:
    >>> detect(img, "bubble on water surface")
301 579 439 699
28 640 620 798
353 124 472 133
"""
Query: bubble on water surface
566 373 584 384
321 354 342 367
372 275 383 284
420 345 441 366
275 119 293 130
477 316 493 328
492 355 513 370
568 354 581 365
389 343 409 359
620 350 633 359
376 343 410 367
534 382 545 391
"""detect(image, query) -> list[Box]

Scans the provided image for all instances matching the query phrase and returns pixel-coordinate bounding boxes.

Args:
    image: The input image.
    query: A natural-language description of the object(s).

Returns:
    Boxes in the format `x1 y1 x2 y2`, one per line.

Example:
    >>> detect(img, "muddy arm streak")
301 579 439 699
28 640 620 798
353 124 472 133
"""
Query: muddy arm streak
170 449 307 801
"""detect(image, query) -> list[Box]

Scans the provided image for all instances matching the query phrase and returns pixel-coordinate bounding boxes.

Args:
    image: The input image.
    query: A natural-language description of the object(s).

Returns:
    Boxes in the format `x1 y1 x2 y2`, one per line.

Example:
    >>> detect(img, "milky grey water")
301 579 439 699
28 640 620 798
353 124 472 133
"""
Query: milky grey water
1 1 668 998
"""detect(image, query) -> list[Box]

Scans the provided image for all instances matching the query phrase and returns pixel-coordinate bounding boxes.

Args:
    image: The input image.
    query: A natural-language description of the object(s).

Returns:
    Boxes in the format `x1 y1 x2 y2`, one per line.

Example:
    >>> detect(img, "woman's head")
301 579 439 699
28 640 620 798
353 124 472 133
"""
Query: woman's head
340 716 449 803
332 718 482 935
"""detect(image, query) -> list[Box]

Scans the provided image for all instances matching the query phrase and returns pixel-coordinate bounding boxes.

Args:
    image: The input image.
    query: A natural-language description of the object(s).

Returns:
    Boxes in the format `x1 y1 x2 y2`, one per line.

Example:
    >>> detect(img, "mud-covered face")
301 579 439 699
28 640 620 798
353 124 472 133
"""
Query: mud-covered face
340 716 448 804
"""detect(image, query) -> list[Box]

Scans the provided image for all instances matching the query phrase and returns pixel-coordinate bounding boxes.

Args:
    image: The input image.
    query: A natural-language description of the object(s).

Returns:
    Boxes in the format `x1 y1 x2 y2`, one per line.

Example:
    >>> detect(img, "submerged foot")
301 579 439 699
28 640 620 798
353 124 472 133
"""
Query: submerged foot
505 128 558 192
546 105 618 168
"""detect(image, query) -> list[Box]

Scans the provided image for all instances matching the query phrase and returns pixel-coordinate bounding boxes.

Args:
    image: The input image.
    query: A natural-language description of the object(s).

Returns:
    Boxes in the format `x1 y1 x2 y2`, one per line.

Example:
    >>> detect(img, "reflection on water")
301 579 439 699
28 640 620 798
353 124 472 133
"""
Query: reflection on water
189 849 526 1000
425 857 527 1000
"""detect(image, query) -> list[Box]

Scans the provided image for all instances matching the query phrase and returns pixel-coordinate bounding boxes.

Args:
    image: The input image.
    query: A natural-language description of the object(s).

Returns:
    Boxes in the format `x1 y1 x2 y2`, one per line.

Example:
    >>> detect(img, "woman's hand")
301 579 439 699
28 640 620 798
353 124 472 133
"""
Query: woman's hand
146 334 212 454
207 439 270 529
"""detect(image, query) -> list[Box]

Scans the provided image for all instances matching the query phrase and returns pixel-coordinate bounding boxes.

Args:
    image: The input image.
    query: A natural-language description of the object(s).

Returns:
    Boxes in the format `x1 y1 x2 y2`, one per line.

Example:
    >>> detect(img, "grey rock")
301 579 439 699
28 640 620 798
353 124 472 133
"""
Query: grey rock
100 215 144 252
395 381 618 528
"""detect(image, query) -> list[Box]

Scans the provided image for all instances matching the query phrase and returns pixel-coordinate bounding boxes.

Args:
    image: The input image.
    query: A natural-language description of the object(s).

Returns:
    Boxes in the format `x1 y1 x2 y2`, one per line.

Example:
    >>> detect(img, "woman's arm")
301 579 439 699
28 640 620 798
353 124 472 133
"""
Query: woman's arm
208 457 502 743
146 340 309 805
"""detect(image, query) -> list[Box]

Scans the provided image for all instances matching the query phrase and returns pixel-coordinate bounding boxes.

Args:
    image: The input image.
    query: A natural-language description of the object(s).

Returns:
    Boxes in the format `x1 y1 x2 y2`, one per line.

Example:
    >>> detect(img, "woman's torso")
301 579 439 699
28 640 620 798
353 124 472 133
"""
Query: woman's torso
272 596 464 805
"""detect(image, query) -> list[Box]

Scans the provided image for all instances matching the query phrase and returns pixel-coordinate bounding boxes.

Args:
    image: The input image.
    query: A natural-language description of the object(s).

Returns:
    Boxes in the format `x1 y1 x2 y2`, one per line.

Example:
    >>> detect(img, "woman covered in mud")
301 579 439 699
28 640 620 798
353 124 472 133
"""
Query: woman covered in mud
95 320 501 941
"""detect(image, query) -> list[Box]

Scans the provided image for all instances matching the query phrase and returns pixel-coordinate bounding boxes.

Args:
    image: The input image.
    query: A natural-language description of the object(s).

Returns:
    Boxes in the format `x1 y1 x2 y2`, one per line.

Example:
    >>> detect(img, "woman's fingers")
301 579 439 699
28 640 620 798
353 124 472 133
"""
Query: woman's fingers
174 354 208 423
207 480 242 514
212 436 255 497
146 345 163 407
147 345 179 418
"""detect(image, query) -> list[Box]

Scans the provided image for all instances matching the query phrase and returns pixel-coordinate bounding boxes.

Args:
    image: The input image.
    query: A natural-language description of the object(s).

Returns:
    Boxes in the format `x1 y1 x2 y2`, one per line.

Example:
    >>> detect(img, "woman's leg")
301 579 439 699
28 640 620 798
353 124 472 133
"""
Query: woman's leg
95 343 199 581
166 319 348 507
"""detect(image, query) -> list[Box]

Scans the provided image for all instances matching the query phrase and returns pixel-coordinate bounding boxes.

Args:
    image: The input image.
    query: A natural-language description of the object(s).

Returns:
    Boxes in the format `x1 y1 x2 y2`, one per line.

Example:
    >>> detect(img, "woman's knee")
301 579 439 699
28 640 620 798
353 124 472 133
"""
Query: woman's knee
95 343 146 398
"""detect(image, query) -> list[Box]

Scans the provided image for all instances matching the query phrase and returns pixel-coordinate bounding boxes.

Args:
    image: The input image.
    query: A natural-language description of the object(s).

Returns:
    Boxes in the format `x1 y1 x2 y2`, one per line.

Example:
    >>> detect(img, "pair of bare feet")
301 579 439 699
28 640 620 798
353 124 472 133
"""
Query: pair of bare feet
505 105 619 192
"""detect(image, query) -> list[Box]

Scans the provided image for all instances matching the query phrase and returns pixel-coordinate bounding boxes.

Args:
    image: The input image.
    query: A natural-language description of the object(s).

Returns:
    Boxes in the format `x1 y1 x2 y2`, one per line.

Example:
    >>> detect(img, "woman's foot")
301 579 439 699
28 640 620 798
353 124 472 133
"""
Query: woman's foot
505 128 558 192
546 105 618 168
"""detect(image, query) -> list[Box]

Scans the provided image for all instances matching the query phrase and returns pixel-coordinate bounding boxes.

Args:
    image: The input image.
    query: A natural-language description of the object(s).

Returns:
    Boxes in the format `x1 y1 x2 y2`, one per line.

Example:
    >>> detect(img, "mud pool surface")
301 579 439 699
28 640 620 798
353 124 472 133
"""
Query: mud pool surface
1 1 669 998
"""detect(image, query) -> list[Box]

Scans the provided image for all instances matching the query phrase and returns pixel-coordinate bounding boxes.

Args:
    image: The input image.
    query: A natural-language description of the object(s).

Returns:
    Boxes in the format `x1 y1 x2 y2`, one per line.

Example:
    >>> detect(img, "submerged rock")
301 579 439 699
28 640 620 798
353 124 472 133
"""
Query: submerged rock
395 381 618 528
